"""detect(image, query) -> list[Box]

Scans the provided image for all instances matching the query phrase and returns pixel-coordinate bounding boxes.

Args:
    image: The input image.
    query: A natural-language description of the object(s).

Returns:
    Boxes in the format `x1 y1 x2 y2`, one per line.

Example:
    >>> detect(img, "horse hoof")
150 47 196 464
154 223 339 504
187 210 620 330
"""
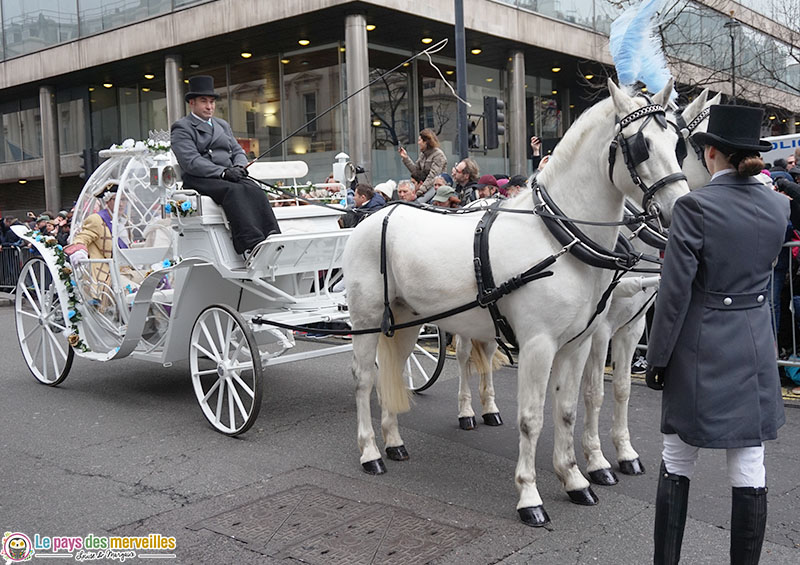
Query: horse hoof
588 468 619 486
362 459 387 475
567 487 599 506
459 416 476 430
386 445 409 461
482 413 503 426
518 506 550 527
619 458 646 476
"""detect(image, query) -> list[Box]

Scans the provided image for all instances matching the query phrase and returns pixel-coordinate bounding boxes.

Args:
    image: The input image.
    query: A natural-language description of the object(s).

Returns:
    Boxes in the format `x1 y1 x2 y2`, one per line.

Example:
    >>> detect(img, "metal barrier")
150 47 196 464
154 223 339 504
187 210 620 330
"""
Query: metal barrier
0 246 34 300
775 241 800 374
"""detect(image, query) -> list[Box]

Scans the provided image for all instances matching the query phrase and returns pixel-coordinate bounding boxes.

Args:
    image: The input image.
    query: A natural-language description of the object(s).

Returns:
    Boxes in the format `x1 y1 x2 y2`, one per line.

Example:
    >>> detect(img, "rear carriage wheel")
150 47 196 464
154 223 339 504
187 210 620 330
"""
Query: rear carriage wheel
405 324 447 393
189 305 263 436
15 257 74 386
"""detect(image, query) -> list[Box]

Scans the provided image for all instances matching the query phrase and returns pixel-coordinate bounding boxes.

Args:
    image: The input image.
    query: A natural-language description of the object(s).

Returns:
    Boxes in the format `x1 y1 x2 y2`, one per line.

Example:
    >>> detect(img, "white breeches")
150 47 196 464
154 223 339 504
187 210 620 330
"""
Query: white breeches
662 433 765 488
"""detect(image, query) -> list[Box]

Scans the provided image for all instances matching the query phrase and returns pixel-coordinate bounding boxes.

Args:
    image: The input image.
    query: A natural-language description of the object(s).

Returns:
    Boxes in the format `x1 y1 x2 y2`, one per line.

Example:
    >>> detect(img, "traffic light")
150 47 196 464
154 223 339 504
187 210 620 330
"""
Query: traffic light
483 96 505 150
468 120 480 149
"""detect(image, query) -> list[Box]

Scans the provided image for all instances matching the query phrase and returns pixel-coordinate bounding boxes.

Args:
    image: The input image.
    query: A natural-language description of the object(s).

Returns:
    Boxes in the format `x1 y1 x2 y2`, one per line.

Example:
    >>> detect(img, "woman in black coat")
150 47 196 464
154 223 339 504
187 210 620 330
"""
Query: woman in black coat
645 105 789 565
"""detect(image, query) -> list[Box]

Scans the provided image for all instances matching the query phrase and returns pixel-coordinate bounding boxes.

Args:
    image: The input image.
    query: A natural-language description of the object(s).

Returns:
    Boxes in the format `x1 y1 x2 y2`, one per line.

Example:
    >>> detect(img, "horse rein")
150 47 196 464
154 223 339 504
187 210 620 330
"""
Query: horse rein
673 106 711 170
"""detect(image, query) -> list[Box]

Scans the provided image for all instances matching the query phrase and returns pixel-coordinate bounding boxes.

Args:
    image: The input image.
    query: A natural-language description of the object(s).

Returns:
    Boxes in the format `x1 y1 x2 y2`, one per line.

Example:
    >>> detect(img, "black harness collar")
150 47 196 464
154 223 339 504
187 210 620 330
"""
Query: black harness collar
675 106 710 170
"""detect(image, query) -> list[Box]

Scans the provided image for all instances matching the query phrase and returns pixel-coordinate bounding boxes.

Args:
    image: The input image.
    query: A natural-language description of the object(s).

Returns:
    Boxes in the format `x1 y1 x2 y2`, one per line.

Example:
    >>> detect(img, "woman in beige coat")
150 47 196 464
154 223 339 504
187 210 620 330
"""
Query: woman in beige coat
398 128 447 202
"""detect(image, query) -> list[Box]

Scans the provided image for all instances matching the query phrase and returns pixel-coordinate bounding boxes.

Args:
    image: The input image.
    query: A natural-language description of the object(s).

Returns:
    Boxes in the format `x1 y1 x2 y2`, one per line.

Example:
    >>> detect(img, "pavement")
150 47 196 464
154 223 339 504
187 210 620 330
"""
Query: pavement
1 302 799 564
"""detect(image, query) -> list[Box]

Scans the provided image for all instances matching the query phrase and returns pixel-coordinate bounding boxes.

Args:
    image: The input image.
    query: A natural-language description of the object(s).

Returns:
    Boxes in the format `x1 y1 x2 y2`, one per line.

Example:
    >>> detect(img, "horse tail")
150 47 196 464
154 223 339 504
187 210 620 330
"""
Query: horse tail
468 339 508 378
377 331 413 414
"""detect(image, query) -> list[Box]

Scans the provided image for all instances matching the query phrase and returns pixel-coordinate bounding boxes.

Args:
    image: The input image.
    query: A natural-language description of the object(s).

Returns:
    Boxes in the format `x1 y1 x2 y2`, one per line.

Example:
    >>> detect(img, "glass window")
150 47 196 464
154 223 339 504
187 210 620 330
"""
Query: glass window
2 0 78 58
56 86 88 154
282 46 343 180
90 85 120 150
78 0 170 37
228 57 282 161
0 100 21 163
140 85 168 135
19 96 41 160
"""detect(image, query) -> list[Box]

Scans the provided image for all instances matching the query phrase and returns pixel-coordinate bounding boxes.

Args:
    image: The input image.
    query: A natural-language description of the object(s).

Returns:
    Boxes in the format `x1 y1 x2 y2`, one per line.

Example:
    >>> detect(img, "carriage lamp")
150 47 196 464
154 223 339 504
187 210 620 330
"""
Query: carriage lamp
161 166 177 189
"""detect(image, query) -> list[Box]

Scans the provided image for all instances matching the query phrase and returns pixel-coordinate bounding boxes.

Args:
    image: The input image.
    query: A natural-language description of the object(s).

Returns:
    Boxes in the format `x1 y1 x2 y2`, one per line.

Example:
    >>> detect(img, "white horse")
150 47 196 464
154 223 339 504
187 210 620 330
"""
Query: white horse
343 79 689 526
451 90 720 454
581 89 721 484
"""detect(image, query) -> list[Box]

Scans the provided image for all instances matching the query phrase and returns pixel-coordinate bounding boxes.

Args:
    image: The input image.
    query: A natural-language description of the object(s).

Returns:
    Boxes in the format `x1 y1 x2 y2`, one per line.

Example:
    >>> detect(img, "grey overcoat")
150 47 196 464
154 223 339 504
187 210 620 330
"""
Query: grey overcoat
647 173 789 448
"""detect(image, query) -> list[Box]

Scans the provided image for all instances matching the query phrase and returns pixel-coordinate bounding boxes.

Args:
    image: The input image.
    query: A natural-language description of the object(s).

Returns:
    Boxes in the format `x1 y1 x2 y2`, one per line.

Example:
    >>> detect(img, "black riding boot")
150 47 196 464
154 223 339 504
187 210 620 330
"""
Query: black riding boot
654 461 690 565
730 486 767 565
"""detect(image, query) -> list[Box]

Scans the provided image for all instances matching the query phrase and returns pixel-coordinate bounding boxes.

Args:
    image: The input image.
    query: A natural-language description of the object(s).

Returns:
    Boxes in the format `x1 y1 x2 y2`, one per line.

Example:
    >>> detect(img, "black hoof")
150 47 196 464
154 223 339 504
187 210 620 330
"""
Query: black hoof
482 413 503 426
459 416 476 430
619 458 646 476
567 487 599 506
362 459 386 475
386 445 409 461
588 468 619 486
518 506 550 527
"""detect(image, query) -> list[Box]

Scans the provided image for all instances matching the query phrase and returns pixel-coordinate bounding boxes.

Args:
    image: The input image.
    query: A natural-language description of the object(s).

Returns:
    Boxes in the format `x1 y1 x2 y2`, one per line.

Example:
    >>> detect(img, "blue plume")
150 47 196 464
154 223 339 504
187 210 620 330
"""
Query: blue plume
609 0 674 98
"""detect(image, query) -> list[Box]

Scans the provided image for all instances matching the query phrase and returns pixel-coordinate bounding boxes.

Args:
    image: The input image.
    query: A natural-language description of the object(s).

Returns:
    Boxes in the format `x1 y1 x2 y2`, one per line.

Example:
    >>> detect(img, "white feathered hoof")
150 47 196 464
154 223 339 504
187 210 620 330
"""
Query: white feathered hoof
362 459 387 475
619 458 646 475
459 416 476 430
588 468 619 486
567 487 599 506
482 412 503 426
385 445 409 461
518 506 550 527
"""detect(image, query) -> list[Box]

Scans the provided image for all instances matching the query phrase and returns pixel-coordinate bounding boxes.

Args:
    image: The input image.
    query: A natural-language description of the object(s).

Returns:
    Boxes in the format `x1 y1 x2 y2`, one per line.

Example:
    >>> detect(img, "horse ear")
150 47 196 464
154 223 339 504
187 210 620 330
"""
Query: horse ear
651 78 674 107
607 78 633 113
708 91 723 106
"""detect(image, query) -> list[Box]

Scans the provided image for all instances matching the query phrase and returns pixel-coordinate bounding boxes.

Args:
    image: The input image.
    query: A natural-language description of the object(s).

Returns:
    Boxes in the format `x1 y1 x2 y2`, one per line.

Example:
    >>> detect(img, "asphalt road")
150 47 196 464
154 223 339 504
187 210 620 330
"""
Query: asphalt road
1 302 798 564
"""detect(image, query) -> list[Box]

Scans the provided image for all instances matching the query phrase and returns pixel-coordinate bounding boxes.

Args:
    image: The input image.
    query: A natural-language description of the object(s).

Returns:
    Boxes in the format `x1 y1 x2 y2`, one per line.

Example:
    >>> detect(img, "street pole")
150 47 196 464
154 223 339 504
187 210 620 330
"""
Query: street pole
454 0 468 160
724 12 740 105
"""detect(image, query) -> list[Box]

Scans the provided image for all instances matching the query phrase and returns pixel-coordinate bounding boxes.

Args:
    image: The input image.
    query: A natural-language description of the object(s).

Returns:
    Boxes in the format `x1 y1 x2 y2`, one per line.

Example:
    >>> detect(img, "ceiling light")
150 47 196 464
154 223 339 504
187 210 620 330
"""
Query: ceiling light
184 79 189 84
796 121 800 126
339 46 345 52
552 90 558 94
298 39 310 46
470 48 482 55
584 74 594 80
782 119 787 123
144 74 154 79
569 104 575 109
402 62 410 67
366 24 376 31
421 37 433 44
189 63 200 69
142 88 151 92
240 52 252 58
18 179 26 184
769 115 776 120
445 70 454 75
551 67 561 72
88 87 95 92
103 83 113 88
372 120 381 126
486 77 494 82
281 58 290 64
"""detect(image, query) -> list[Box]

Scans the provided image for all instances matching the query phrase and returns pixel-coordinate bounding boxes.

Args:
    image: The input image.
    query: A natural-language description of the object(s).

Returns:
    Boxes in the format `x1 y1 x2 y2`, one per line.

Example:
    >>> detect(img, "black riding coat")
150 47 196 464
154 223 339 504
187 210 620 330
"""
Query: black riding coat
647 173 789 448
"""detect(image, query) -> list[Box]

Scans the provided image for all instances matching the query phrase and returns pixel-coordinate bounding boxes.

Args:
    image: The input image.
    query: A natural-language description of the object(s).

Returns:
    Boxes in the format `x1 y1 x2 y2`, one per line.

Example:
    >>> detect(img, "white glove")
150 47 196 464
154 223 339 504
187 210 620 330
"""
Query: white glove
69 249 89 266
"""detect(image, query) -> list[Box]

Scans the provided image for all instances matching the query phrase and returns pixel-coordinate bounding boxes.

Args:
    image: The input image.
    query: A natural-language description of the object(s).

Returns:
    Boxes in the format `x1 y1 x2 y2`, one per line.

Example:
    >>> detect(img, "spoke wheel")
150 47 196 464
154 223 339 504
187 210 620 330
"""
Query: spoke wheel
406 324 447 393
190 305 263 436
15 257 74 386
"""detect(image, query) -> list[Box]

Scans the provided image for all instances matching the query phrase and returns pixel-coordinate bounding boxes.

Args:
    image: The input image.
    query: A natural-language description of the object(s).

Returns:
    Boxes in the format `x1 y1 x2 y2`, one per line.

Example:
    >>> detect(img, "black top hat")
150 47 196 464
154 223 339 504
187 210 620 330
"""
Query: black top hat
185 75 220 103
691 105 772 154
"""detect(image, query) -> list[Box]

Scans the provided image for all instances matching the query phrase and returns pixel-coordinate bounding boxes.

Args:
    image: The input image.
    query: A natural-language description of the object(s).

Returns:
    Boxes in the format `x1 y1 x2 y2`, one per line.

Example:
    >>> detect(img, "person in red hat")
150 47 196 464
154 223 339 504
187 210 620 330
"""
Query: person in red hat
646 105 788 565
171 75 280 260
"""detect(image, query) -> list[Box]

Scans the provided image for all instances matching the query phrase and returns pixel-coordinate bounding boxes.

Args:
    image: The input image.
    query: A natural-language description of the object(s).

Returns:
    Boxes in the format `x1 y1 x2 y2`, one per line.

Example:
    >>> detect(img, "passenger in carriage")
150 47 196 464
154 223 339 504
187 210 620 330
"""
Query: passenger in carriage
645 105 788 565
171 75 281 260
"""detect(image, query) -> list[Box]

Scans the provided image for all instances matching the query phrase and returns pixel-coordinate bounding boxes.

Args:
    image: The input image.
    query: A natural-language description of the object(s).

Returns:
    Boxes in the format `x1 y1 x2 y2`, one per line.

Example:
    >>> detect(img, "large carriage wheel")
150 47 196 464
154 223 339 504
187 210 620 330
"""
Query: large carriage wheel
15 256 74 386
406 324 447 393
189 305 263 436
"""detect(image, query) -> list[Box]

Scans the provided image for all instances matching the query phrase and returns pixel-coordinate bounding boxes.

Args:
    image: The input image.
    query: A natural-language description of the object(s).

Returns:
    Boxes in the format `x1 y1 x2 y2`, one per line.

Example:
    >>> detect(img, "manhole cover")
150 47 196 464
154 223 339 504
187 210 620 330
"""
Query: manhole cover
191 485 479 563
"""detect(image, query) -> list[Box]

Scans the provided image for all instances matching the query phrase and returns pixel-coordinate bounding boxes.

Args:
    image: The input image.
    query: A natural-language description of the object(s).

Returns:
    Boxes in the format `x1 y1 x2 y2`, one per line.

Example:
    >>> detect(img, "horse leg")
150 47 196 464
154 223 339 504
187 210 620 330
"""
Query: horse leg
551 342 599 506
455 335 476 430
353 332 386 474
515 337 556 527
582 329 618 486
611 317 646 475
378 325 419 462
477 340 503 426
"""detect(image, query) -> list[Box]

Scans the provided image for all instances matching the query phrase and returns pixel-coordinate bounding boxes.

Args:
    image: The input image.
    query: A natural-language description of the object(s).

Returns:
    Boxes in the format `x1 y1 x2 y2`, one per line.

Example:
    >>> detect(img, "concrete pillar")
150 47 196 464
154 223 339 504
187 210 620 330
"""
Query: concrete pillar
39 85 61 211
559 89 571 137
165 54 184 126
508 50 526 177
345 13 371 183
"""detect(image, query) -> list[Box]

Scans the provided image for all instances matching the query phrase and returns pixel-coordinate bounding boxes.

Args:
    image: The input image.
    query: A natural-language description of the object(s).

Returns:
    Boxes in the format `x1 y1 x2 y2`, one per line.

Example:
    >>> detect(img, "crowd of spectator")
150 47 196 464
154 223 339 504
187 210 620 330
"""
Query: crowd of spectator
1 208 74 251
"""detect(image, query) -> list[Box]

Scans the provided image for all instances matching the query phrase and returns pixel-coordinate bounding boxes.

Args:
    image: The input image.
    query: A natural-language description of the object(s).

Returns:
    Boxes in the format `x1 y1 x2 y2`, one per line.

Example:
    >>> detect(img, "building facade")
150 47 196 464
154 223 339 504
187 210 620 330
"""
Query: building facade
0 0 797 214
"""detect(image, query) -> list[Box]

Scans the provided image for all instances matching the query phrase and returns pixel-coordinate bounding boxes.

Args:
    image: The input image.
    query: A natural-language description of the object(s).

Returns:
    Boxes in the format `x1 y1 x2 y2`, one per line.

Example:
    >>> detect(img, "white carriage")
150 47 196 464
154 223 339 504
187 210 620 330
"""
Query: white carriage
12 143 445 436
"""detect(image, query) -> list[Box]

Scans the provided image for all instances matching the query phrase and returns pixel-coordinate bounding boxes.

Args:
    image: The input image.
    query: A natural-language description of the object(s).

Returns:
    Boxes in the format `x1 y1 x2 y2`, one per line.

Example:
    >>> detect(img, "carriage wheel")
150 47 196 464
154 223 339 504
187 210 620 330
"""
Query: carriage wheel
189 305 263 436
15 257 74 386
406 324 447 393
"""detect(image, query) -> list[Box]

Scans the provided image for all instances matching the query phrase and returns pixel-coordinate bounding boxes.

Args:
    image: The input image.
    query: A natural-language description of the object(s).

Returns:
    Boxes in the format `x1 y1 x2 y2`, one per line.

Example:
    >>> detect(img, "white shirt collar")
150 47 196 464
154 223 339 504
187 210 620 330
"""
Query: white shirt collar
191 113 212 124
710 168 736 181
